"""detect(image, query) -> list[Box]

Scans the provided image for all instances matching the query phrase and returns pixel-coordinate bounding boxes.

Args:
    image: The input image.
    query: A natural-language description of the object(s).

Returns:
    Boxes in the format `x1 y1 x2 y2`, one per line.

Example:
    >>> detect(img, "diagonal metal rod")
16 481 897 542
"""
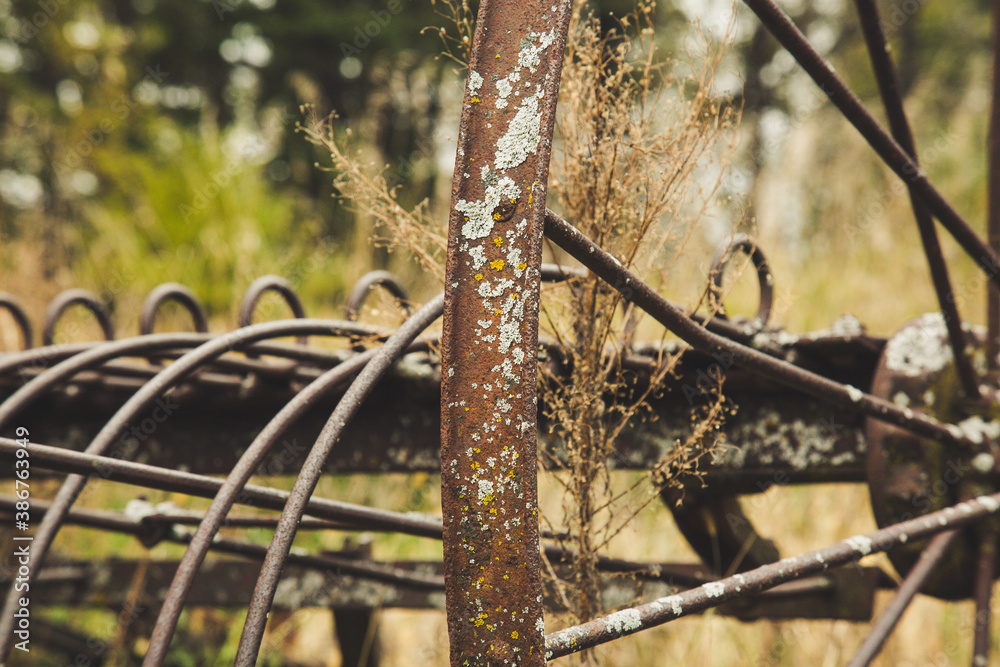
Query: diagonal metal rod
0 320 409 663
742 0 1000 289
543 210 982 451
143 330 438 665
545 494 1000 659
854 0 980 399
232 295 445 666
972 527 997 667
846 529 960 667
0 495 444 590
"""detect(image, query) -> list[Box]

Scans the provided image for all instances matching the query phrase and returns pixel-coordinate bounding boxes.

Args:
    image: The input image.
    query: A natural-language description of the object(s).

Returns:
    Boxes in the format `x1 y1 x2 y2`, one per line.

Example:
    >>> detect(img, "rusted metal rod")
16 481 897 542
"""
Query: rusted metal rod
143 328 439 665
543 210 980 451
0 319 430 663
854 0 980 399
0 437 445 534
231 295 445 667
846 529 960 667
972 527 997 667
439 1 573 664
0 495 445 590
742 0 1000 289
545 494 1000 659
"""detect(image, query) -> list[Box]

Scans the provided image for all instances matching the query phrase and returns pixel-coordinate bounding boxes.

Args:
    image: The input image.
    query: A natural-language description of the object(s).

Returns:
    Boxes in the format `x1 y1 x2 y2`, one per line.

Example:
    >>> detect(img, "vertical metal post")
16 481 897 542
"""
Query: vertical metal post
988 0 1000 373
440 1 572 664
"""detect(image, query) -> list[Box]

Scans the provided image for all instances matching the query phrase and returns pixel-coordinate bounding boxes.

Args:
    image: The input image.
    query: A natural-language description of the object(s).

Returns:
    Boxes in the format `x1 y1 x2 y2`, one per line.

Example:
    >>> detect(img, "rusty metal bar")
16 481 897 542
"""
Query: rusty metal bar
543 210 982 451
439 2 573 664
230 295 445 667
544 494 1000 659
846 529 960 667
989 0 1000 373
741 0 1000 289
0 495 445 589
854 0 980 399
139 283 209 335
0 320 417 664
144 330 438 664
972 528 997 667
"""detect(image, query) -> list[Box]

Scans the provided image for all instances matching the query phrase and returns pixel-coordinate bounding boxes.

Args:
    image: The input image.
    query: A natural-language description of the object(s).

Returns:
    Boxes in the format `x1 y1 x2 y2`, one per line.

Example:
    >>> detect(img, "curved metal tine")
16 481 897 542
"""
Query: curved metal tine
139 283 210 335
345 271 411 352
973 527 997 667
853 0 980 400
0 437 444 536
345 270 411 321
0 318 395 662
0 292 33 350
142 334 435 664
231 295 444 667
42 289 115 345
0 334 208 429
545 495 1000 659
543 209 979 451
706 234 773 335
0 496 444 590
239 275 308 348
0 342 95 377
741 0 1000 290
846 529 960 667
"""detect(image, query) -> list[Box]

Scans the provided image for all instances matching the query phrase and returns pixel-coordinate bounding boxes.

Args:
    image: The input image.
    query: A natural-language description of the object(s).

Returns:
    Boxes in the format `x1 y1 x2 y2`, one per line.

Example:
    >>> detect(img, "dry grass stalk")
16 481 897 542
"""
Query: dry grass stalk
298 106 447 276
537 0 741 640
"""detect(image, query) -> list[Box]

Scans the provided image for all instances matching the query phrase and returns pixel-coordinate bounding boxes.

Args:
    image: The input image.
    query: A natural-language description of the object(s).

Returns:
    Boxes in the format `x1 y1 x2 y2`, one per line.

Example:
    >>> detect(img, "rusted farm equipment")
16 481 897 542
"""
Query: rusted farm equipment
3 0 1000 664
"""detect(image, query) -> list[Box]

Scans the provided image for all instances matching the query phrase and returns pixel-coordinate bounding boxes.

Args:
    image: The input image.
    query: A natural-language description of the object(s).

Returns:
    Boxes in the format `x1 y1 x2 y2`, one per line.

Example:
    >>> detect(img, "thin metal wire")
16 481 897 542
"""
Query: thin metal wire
972 528 997 667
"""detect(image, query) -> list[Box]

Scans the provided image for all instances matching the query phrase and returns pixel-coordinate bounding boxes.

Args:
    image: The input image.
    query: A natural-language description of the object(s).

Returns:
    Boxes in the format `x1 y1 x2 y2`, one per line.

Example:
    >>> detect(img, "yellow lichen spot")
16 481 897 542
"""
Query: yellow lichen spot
495 309 501 315
471 96 480 104
478 576 485 584
473 447 480 453
490 259 505 271
509 470 516 478
495 54 500 58
503 574 509 580
493 211 501 221
475 619 485 627
489 508 497 515
511 631 519 640
474 273 483 281
494 237 503 247
516 262 527 270
471 462 480 470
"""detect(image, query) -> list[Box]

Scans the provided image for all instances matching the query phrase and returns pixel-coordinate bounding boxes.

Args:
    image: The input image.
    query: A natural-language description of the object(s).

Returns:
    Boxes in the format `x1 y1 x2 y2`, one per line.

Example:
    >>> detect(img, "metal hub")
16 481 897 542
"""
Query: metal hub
866 314 1000 599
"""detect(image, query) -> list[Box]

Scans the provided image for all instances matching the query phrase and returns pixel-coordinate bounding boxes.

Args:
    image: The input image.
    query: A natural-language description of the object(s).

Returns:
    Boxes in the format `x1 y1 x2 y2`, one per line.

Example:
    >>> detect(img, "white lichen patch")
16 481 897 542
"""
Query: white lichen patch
978 495 1000 512
518 29 556 72
457 177 520 240
659 595 683 616
845 535 873 556
469 70 484 96
846 385 863 403
603 609 642 635
884 313 952 377
477 479 494 501
956 415 1000 445
704 582 725 599
495 89 545 172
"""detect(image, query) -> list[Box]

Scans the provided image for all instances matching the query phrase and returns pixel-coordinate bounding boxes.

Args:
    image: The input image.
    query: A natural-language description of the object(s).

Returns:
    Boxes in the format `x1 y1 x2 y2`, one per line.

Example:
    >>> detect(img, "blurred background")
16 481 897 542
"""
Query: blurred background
1 0 999 664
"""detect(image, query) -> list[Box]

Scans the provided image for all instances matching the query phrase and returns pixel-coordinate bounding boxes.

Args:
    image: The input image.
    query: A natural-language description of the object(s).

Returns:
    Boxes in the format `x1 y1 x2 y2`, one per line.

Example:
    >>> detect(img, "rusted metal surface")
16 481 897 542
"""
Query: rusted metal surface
707 234 773 334
0 293 32 350
865 317 1000 599
544 492 1000 660
847 529 960 667
439 1 572 663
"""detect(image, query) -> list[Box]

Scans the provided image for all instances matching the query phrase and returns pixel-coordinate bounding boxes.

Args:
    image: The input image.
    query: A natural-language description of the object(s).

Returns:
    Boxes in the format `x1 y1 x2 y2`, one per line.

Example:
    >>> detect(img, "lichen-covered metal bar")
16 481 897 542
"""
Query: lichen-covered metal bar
439 1 572 663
